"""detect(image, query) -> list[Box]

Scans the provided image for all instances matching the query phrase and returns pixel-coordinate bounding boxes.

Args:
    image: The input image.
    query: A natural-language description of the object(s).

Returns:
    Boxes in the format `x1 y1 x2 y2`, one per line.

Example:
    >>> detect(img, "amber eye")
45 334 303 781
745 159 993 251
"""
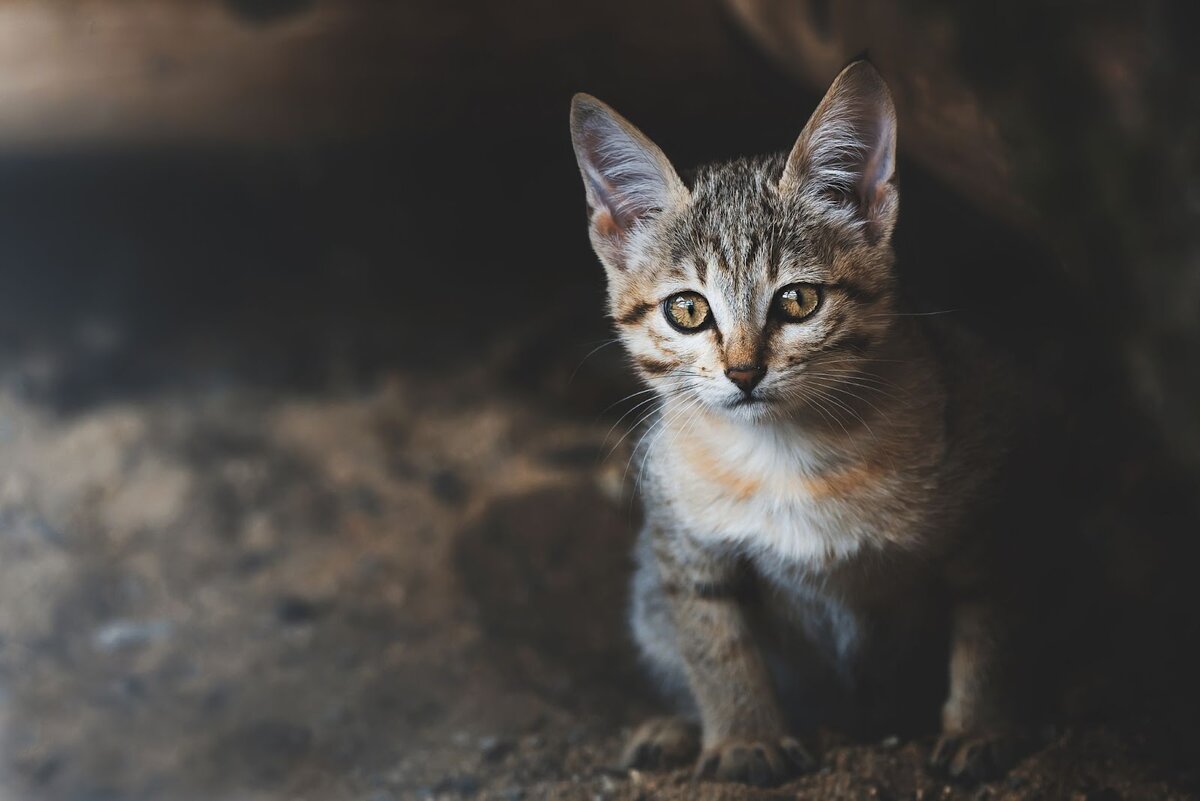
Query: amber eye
774 283 822 322
663 292 711 332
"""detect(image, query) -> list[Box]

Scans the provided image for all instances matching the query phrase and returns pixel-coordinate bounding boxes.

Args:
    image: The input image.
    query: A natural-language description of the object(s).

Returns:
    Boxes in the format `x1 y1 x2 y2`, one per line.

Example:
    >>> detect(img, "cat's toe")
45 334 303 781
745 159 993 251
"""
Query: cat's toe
619 717 700 771
929 731 1024 784
695 736 814 786
928 732 961 773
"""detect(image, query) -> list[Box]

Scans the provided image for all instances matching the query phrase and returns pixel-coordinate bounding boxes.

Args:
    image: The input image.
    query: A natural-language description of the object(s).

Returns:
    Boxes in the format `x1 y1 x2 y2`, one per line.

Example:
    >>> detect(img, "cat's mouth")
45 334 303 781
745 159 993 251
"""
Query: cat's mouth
727 394 766 409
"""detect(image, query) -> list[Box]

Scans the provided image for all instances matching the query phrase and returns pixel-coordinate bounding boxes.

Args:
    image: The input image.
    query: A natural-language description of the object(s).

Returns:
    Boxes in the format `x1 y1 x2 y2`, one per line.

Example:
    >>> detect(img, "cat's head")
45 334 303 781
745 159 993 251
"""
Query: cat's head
570 61 899 422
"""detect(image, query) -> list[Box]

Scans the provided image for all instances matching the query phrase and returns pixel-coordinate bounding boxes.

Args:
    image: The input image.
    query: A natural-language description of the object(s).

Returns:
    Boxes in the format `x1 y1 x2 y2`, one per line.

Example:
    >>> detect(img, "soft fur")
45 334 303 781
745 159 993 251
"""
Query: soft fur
570 62 1042 786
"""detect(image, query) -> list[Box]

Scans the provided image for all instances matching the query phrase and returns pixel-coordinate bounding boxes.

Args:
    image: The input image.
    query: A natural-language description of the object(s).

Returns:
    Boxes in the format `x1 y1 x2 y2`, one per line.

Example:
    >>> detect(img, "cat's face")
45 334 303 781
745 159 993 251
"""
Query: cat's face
571 62 899 423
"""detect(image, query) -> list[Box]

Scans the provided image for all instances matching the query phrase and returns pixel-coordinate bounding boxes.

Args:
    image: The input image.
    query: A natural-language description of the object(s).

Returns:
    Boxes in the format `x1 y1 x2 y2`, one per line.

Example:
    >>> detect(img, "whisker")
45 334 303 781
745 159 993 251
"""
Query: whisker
623 407 672 491
777 359 908 393
790 384 859 451
803 376 893 427
803 372 906 406
601 394 665 449
606 396 675 457
568 338 621 384
805 384 878 443
599 379 691 418
633 394 706 495
605 380 702 457
860 309 961 318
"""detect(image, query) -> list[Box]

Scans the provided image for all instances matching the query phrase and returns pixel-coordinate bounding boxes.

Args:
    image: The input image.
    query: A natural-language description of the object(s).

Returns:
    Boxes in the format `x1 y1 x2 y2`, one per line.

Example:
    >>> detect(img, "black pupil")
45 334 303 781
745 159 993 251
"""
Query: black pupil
678 298 696 322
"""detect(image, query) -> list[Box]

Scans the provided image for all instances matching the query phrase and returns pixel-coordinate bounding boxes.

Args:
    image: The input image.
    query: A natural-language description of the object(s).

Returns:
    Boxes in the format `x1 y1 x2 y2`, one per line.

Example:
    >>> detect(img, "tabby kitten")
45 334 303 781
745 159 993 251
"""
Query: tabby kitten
570 61 1039 785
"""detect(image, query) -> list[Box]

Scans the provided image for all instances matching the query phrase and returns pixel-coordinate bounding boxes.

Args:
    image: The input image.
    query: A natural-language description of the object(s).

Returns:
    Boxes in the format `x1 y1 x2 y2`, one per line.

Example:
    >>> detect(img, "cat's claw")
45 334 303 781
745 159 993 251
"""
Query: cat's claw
929 730 1023 784
620 717 700 771
694 735 815 786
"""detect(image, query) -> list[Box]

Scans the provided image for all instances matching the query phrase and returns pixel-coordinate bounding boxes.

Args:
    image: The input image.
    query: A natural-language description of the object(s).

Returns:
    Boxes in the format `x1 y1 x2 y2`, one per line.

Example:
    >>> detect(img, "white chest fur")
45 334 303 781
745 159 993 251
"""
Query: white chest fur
648 414 922 572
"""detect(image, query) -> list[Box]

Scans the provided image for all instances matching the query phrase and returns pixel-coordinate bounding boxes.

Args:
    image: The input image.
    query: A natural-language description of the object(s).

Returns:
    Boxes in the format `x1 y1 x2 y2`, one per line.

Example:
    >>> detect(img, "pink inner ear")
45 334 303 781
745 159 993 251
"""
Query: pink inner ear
856 112 896 240
592 208 620 241
779 62 897 238
860 116 895 194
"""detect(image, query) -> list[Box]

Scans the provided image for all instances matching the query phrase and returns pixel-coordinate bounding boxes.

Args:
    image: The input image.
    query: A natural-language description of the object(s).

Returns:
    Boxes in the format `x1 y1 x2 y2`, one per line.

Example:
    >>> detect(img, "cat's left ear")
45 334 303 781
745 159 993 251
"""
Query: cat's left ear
570 94 688 268
779 60 898 243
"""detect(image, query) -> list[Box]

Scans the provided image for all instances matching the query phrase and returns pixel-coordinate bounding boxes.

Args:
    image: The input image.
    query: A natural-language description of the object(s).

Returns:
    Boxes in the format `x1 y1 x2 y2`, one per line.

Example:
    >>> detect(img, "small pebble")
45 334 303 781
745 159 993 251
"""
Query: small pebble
92 619 172 652
275 596 323 625
430 470 468 505
479 735 512 762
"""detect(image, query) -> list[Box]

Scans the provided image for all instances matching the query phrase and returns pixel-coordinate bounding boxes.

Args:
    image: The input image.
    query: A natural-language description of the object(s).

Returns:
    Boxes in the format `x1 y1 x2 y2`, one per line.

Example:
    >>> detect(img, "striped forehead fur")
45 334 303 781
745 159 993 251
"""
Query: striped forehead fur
665 154 861 282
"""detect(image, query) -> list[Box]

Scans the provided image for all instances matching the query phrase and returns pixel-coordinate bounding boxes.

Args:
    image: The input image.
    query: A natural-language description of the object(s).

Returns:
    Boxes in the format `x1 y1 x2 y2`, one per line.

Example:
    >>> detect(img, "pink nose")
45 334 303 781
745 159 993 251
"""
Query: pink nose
725 365 765 393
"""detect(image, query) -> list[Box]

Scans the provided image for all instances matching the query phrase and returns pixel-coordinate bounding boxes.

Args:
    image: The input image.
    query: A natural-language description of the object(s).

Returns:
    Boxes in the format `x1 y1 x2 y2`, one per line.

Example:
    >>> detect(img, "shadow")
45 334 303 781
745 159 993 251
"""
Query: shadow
455 484 650 719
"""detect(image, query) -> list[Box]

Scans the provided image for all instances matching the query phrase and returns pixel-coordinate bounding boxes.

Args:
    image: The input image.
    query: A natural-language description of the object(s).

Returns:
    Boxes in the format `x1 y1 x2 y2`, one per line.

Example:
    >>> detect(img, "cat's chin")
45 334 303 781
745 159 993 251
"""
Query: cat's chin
721 396 774 422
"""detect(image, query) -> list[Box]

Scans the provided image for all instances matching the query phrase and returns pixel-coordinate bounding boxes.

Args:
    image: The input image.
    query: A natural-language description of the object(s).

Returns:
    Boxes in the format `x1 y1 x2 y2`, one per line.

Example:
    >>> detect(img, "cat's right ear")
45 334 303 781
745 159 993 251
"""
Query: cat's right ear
570 94 688 268
779 61 898 243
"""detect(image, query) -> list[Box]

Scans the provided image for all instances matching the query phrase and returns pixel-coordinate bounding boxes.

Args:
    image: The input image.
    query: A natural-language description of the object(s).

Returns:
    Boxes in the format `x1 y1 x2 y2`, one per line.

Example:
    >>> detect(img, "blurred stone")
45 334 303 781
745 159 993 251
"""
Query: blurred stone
479 736 512 762
430 470 469 506
275 596 324 625
92 619 173 652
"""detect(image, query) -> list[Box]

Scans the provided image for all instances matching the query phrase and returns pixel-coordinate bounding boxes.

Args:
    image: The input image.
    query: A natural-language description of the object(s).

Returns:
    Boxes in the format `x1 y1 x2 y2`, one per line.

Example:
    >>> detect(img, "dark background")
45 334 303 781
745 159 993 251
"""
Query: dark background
0 0 1062 411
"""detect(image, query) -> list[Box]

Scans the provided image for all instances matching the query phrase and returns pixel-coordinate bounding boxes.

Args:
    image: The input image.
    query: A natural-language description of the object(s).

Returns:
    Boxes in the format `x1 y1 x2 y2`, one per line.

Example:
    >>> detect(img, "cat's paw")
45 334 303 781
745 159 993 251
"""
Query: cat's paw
928 730 1025 783
694 735 815 786
620 717 700 771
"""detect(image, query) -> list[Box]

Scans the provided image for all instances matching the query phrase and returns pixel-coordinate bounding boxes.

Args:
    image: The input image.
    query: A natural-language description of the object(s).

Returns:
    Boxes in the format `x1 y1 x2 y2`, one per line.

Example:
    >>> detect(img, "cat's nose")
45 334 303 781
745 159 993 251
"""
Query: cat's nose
725 364 766 393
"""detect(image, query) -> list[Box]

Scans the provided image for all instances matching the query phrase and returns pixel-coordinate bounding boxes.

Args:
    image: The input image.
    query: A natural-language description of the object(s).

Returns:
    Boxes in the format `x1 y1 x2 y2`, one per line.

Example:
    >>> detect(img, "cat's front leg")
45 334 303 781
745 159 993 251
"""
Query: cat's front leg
680 581 814 785
930 599 1031 783
628 528 814 785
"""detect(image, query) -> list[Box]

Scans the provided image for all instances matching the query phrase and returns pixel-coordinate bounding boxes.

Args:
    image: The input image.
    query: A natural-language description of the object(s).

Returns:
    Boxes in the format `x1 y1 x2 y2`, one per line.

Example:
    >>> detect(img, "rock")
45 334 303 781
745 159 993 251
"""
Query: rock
92 619 173 652
479 735 512 762
430 470 468 506
275 596 324 625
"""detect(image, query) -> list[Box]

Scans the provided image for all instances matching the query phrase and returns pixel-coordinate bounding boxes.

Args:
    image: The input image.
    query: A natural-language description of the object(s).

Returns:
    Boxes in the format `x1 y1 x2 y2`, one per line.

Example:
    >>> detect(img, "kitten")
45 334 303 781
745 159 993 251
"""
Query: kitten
569 61 1049 785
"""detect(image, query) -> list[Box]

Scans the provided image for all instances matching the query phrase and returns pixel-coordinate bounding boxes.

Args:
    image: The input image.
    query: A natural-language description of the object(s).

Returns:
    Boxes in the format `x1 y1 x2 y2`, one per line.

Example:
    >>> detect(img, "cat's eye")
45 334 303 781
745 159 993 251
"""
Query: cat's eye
663 292 711 333
774 283 822 322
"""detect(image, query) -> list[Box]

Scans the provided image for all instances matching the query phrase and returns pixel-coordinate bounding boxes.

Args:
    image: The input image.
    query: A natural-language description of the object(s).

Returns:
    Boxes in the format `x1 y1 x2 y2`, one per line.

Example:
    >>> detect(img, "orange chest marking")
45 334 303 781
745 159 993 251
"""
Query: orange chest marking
679 436 879 502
